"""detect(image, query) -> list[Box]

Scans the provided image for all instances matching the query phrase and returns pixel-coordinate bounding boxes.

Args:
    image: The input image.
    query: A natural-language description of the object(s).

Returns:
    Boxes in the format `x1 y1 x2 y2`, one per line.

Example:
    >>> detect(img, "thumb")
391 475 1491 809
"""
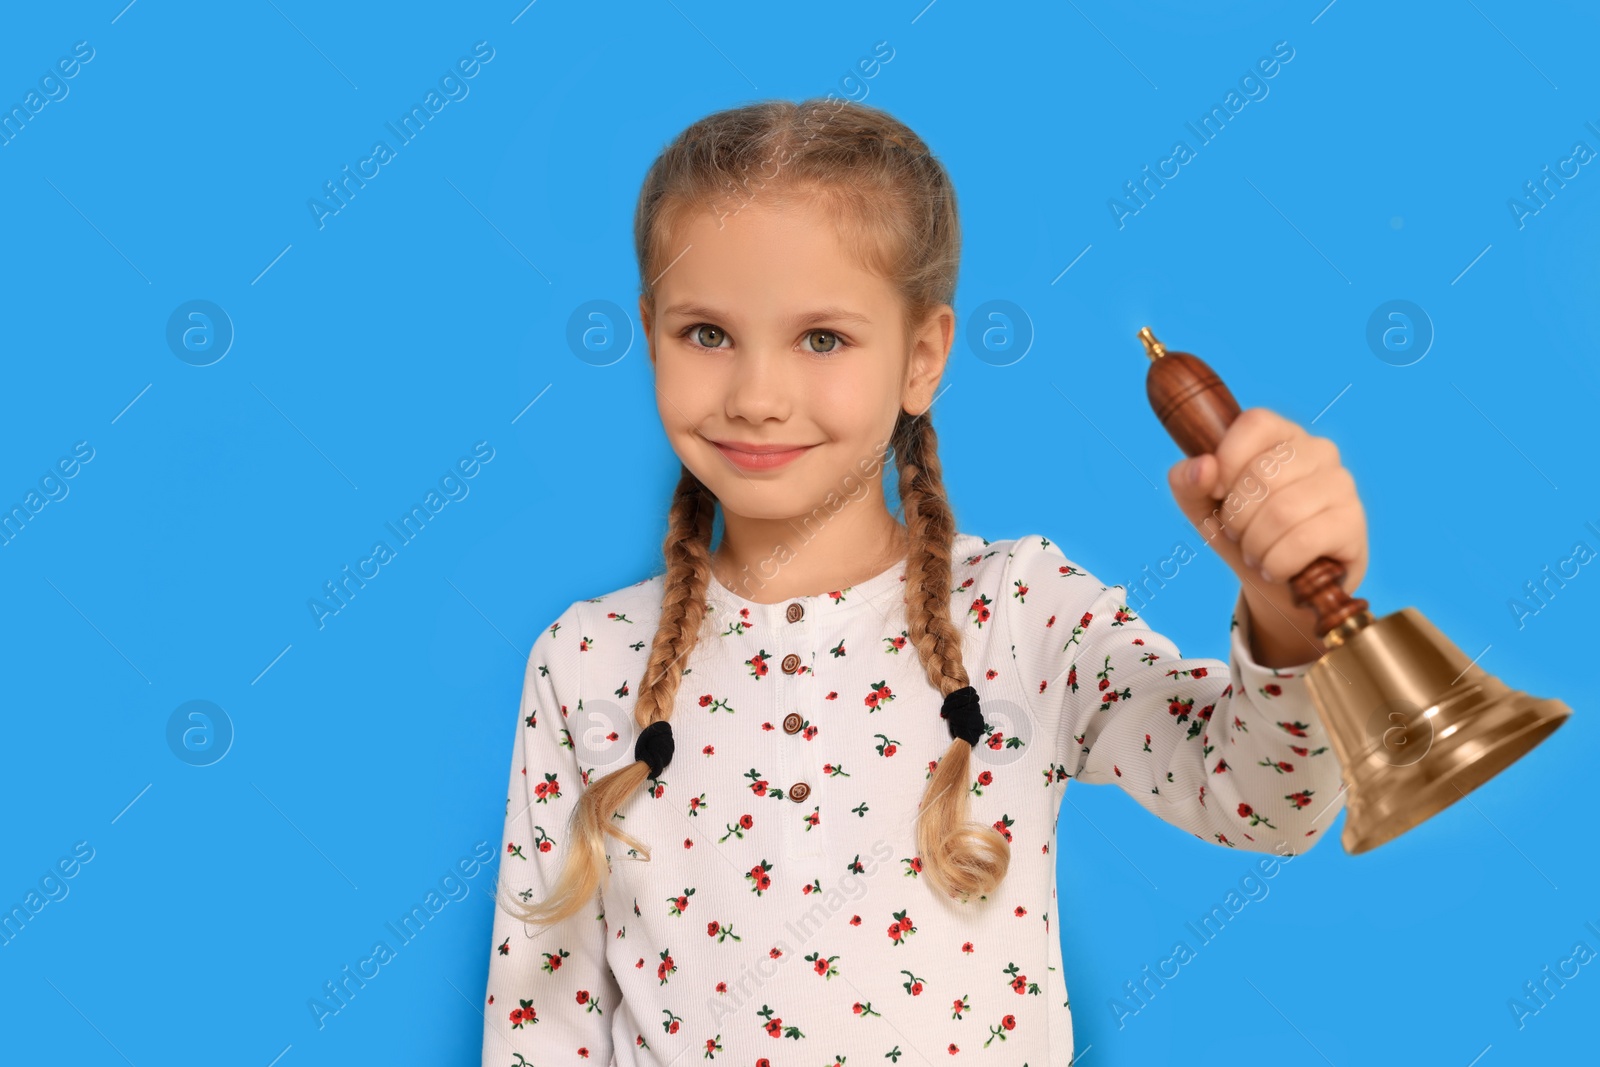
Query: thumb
1168 454 1219 508
1168 454 1237 560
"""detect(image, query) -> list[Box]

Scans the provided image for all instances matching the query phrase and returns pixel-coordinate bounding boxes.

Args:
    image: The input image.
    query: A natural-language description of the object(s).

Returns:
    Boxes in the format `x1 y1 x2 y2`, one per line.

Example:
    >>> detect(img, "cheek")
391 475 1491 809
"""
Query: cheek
816 356 898 419
654 352 716 423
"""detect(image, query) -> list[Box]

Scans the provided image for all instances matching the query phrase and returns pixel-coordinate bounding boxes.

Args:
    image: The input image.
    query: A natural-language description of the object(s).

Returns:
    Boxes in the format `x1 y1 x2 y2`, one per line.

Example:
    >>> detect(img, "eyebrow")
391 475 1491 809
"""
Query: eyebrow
659 303 874 327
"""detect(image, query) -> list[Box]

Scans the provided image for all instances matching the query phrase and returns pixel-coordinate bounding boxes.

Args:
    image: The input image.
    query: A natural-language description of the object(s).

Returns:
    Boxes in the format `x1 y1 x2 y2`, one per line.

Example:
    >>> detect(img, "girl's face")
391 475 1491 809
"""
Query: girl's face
641 195 951 524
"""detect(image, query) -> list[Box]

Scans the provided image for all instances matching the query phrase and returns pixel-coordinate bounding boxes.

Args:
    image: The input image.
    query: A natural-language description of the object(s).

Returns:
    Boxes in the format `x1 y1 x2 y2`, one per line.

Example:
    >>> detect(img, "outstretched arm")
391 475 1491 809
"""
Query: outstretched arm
1003 535 1345 853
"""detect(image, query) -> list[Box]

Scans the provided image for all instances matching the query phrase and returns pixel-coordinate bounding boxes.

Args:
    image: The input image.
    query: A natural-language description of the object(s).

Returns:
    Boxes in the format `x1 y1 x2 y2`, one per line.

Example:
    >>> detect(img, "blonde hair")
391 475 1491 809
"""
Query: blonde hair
500 98 1008 927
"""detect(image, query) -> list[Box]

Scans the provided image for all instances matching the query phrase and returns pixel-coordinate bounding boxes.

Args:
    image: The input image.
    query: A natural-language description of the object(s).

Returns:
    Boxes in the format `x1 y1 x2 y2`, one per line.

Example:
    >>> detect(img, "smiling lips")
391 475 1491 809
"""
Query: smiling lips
710 440 817 471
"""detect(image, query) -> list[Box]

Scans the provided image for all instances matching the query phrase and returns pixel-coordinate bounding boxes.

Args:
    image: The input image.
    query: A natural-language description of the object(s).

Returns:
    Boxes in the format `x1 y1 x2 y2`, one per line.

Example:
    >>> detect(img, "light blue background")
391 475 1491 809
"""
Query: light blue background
2 2 1595 1064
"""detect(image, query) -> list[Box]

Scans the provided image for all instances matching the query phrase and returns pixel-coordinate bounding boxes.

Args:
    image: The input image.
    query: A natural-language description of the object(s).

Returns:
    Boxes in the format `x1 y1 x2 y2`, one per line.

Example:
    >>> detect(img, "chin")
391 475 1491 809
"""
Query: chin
712 484 811 521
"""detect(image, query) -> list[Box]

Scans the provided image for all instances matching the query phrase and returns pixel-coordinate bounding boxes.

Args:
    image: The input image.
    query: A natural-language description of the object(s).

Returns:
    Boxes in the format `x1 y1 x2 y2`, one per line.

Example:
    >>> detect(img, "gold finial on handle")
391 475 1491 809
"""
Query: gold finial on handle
1137 326 1166 361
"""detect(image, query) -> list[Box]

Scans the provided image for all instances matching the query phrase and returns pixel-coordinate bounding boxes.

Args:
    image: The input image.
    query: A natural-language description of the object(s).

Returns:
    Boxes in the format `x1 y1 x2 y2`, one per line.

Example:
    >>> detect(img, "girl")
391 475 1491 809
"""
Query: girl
481 98 1364 1066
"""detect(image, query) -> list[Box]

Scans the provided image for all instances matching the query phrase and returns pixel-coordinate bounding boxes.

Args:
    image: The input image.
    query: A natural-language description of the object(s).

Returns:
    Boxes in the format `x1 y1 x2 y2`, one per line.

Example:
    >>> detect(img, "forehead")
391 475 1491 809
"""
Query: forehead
653 199 898 324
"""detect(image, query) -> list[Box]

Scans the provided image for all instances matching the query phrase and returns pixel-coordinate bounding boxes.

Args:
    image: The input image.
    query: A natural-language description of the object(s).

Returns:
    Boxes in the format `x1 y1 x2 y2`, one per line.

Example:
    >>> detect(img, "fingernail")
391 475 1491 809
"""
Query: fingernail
1187 459 1201 485
1241 551 1256 567
1259 566 1273 583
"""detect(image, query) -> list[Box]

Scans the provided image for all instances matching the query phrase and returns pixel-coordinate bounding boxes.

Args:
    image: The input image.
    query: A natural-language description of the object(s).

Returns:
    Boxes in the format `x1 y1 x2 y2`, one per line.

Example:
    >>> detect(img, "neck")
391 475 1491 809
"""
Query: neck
712 502 909 605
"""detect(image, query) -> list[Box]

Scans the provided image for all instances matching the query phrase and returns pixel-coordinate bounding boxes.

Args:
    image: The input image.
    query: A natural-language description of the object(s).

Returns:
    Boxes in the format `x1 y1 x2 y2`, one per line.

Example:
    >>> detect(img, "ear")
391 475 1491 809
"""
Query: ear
901 303 955 416
639 295 655 369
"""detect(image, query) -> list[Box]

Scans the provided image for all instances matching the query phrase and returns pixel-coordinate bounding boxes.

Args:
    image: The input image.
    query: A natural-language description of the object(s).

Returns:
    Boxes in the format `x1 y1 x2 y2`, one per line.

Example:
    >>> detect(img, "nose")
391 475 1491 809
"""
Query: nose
722 338 793 424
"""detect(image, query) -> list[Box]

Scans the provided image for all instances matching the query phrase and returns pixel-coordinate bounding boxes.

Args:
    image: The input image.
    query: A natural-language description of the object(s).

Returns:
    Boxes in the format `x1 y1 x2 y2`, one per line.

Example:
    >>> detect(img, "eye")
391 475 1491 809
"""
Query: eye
685 324 729 350
805 330 842 355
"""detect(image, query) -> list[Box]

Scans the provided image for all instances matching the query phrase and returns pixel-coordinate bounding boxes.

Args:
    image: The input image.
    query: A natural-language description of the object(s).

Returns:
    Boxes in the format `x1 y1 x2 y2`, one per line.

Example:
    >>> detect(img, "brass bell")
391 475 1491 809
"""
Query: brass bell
1138 326 1572 854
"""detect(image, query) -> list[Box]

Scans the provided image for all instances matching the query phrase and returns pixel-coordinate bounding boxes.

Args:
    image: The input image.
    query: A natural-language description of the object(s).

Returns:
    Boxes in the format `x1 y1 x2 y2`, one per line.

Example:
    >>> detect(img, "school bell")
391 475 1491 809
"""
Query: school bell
1137 327 1572 854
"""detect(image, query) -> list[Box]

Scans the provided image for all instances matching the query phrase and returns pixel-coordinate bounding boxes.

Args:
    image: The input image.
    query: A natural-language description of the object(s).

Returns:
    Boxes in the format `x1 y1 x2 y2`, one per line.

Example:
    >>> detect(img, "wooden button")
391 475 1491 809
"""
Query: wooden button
782 712 804 734
788 781 811 802
781 653 801 674
785 602 804 623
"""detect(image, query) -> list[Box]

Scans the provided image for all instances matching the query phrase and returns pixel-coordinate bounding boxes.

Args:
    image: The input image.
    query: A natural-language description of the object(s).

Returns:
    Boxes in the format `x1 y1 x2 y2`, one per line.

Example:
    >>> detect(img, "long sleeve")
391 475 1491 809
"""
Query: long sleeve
1001 533 1346 854
482 599 621 1066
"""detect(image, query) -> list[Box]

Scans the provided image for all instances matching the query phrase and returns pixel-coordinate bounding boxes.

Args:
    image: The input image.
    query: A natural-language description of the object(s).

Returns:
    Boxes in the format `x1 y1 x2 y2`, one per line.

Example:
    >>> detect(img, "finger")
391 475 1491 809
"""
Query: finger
1235 466 1356 566
1218 433 1342 546
1199 431 1322 548
1209 408 1301 498
1255 500 1365 584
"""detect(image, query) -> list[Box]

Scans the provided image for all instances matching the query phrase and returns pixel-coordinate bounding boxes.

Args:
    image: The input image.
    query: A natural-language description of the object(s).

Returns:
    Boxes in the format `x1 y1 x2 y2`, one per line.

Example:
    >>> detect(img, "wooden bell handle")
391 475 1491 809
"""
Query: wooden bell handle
1139 327 1368 639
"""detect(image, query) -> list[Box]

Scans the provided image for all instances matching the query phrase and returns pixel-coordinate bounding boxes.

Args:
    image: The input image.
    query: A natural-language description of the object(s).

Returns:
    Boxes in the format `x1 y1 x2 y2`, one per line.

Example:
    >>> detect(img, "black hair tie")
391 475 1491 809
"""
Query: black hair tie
634 719 675 777
940 685 987 746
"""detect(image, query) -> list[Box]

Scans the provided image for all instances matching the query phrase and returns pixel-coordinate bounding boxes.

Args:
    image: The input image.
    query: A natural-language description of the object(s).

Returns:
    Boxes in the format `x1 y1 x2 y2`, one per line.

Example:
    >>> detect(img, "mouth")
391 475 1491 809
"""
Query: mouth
709 439 819 471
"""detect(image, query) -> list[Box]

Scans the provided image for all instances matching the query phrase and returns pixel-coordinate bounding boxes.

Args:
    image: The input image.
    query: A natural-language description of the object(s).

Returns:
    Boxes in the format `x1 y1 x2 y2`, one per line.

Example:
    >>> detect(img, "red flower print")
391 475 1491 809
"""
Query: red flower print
746 859 773 895
1192 667 1208 678
1287 790 1314 808
698 694 712 707
740 813 754 829
1003 962 1040 995
962 941 974 953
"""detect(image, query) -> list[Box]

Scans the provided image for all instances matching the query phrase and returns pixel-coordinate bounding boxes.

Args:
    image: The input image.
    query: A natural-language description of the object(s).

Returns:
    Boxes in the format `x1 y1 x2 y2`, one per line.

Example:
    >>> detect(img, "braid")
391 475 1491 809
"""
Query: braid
500 466 716 928
895 410 1011 901
636 470 717 724
897 411 968 690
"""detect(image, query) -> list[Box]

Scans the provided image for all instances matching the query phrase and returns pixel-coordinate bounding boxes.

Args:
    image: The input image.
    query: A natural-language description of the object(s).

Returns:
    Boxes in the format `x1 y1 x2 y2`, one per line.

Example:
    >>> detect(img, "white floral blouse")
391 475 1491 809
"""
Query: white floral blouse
481 531 1344 1066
